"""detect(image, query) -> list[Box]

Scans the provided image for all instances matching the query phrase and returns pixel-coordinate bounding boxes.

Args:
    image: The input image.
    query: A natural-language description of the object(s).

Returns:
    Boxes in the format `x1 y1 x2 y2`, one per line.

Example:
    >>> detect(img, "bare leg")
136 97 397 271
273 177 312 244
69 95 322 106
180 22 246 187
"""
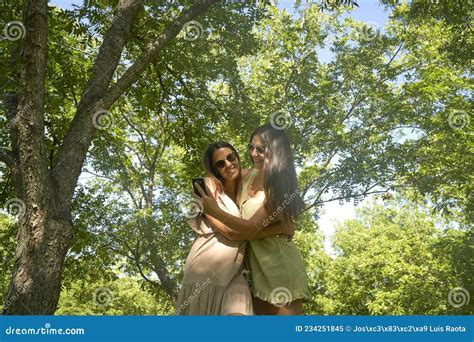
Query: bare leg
273 299 303 315
252 296 273 315
252 296 303 315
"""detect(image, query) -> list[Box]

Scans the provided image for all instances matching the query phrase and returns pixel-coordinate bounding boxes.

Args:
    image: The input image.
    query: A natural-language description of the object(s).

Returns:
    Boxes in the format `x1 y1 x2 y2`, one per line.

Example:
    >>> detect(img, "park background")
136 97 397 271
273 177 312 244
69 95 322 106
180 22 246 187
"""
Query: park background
0 0 472 315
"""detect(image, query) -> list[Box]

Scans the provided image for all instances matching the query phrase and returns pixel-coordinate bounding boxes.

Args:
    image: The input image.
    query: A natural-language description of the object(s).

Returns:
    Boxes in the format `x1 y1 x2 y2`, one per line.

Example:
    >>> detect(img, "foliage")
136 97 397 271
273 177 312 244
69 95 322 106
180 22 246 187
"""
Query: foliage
0 0 471 314
325 196 472 315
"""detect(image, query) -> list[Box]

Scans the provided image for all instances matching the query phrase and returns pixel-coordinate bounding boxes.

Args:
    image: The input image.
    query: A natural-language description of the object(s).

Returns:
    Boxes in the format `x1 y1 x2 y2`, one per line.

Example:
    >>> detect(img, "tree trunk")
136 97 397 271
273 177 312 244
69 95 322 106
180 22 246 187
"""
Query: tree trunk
2 205 73 314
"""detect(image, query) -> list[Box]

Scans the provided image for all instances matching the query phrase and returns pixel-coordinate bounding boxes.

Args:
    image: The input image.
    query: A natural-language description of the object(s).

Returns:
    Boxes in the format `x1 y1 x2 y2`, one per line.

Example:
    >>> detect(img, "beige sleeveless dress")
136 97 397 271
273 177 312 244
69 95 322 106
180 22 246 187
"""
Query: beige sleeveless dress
175 192 253 315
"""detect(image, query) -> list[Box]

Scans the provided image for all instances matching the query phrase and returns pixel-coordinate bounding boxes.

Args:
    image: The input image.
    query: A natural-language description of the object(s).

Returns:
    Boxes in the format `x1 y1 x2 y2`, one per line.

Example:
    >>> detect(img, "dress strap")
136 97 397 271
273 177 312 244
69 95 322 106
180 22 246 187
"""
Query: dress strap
239 169 258 207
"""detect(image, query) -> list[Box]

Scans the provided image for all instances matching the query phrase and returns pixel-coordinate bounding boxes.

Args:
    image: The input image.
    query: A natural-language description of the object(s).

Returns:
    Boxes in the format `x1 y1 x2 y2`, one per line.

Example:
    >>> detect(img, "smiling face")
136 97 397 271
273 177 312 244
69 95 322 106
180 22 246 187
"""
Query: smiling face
212 147 240 181
249 134 266 170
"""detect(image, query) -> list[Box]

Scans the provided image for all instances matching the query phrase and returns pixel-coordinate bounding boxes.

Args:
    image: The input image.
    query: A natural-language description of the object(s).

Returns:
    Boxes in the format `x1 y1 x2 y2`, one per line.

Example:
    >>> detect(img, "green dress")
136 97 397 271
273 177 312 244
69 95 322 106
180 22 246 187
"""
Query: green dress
240 169 310 305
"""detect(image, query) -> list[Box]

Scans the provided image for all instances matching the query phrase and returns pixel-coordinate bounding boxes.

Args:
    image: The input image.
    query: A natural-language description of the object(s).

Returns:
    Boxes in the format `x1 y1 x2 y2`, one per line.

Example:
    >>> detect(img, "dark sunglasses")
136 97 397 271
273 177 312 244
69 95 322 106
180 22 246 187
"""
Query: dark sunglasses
248 143 266 155
213 151 237 169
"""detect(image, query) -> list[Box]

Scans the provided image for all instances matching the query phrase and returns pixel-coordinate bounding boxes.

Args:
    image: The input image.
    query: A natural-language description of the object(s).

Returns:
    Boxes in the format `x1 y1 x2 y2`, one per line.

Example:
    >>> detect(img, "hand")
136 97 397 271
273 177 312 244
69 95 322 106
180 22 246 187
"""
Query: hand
194 183 221 217
280 221 295 236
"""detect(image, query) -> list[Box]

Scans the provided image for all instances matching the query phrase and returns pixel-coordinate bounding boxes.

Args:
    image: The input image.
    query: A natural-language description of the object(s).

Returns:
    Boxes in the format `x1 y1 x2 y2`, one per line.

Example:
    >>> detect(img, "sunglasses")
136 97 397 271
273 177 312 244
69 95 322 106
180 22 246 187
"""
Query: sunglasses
248 143 266 155
213 151 237 169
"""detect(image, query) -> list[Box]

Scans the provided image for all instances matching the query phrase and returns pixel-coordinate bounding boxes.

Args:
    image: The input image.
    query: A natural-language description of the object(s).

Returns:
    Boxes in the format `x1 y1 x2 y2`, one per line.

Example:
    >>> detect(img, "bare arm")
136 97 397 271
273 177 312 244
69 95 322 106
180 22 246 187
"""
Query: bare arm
205 214 294 241
204 202 280 235
195 182 294 239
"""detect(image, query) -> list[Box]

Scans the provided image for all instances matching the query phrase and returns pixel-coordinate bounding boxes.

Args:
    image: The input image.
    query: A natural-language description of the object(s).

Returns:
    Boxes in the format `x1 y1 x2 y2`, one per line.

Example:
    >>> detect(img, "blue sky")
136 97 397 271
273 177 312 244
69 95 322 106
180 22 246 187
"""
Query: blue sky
50 0 391 255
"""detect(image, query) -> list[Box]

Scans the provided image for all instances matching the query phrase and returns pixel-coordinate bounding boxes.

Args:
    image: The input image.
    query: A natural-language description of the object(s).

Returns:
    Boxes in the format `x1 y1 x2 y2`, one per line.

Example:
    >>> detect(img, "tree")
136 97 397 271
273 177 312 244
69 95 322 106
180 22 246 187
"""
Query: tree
0 0 470 315
56 269 173 315
327 196 472 315
0 0 221 315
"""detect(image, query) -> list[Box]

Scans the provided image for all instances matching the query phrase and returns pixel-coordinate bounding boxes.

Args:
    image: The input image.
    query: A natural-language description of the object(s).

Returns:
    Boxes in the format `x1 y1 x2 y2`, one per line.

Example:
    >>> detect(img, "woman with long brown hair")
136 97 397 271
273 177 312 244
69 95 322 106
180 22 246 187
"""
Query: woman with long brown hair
196 125 310 315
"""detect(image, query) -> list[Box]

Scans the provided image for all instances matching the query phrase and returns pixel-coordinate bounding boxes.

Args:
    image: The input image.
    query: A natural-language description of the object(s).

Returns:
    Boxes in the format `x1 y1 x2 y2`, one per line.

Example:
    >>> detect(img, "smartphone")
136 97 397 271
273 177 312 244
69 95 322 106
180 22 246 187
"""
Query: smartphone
192 177 207 197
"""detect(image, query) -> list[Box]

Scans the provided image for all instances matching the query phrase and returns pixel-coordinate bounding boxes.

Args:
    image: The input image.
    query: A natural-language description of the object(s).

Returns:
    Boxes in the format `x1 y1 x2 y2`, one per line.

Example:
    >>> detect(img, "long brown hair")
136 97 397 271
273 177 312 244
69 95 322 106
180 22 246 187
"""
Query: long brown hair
249 124 304 222
203 142 242 201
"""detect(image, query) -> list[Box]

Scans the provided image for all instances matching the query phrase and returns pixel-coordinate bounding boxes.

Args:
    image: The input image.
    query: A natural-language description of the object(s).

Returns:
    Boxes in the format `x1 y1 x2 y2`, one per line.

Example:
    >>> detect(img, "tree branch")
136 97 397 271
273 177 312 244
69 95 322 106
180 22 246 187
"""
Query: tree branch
119 106 151 166
52 0 144 206
135 257 160 288
102 0 220 109
304 188 392 212
301 148 338 198
53 0 219 208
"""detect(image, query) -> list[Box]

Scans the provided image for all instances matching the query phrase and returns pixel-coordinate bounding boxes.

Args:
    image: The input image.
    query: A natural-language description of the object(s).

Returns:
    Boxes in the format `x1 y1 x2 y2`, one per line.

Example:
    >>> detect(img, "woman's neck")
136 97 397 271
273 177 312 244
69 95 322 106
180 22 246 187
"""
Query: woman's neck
251 169 264 191
254 167 264 182
222 178 236 198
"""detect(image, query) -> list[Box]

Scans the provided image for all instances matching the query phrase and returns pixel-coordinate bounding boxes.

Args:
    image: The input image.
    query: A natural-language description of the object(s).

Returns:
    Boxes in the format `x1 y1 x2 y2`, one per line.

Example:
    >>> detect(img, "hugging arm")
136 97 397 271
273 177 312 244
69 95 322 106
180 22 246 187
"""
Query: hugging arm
204 205 294 241
195 182 294 240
